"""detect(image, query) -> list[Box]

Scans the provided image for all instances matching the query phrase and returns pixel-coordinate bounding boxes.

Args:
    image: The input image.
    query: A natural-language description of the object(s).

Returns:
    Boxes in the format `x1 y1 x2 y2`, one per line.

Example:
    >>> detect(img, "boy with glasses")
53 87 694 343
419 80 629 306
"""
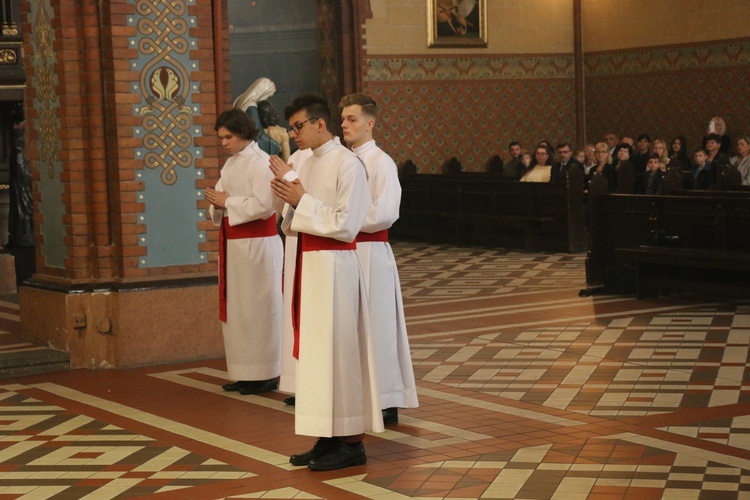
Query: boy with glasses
269 94 383 471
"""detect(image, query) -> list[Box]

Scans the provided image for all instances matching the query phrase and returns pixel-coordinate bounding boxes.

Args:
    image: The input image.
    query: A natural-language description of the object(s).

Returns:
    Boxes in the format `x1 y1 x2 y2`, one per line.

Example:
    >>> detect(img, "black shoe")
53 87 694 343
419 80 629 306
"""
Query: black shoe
289 437 340 466
238 378 278 395
283 396 296 406
222 381 248 392
308 441 366 471
382 407 398 425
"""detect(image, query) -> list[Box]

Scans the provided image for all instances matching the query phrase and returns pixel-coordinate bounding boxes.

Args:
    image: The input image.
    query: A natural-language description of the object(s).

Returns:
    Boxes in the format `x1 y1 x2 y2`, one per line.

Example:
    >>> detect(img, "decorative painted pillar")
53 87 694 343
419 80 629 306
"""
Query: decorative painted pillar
19 0 230 368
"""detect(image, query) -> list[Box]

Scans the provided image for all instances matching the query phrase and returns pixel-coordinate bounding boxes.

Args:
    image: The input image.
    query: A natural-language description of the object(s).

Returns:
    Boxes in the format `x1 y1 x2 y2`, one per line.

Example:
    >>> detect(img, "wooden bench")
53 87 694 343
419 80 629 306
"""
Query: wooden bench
615 246 750 298
587 192 750 297
393 169 586 252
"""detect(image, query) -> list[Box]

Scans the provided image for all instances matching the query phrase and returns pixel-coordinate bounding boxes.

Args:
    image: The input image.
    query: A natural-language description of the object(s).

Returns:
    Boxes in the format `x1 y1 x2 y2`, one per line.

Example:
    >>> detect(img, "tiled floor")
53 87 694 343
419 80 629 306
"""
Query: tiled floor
2 242 750 499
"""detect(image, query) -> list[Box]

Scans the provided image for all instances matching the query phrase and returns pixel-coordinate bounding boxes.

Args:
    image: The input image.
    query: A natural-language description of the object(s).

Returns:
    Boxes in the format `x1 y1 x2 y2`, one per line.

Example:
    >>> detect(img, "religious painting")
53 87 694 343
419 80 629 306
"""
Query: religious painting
427 0 487 48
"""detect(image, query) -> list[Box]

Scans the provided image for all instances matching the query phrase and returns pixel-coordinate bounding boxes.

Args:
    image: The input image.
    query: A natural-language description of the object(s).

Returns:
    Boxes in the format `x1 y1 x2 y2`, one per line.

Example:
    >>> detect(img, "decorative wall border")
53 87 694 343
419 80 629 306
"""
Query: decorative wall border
584 38 750 78
28 0 65 269
127 0 207 268
365 54 575 82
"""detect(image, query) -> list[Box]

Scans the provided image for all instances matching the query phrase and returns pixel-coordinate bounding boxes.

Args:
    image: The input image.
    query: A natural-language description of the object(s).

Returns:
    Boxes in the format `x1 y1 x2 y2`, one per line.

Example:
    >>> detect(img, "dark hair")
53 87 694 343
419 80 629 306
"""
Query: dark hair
693 147 708 156
556 142 573 150
284 94 332 130
705 133 722 143
668 135 689 162
647 153 660 161
215 108 258 140
636 133 651 142
614 142 633 156
531 144 554 167
508 140 521 149
257 100 279 128
339 93 378 119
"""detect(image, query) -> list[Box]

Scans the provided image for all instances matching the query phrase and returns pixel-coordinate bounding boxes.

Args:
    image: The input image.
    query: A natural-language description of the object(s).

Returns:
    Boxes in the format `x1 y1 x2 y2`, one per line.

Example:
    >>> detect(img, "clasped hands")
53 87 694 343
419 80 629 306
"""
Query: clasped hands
205 187 228 209
269 155 305 207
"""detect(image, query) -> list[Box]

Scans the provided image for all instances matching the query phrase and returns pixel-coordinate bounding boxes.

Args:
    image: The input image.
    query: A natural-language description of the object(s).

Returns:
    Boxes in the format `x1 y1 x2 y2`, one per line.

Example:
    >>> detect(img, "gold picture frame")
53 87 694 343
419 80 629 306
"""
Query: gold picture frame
427 0 487 48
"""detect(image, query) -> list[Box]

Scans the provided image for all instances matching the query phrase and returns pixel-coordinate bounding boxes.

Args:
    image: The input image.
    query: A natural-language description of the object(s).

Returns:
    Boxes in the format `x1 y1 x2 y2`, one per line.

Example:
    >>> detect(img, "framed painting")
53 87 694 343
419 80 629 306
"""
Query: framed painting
427 0 487 48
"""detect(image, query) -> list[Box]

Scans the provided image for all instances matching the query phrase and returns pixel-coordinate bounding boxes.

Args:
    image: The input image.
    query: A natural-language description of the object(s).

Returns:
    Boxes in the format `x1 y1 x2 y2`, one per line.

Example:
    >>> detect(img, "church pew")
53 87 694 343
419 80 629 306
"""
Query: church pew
392 169 586 252
586 192 750 297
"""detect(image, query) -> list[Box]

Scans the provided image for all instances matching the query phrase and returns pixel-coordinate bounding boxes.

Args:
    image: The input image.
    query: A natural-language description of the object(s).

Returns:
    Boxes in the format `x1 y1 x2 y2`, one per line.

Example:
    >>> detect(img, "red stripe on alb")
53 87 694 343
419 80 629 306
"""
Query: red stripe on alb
219 216 278 322
356 229 389 243
291 233 356 359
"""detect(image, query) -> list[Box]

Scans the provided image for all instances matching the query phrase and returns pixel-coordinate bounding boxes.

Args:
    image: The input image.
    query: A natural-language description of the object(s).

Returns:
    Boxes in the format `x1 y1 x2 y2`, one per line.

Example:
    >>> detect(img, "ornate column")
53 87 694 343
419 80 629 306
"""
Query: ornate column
20 0 231 368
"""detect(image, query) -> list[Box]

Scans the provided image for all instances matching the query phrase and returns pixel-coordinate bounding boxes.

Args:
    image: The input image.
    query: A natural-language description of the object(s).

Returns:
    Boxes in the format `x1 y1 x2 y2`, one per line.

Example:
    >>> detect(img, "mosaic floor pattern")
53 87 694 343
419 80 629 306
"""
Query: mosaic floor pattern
2 242 750 499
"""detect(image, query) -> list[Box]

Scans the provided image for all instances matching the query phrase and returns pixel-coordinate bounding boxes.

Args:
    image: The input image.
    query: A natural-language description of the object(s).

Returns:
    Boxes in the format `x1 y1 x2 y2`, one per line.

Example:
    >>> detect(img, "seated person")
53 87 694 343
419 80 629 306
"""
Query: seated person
636 153 664 194
516 149 532 179
689 147 712 190
503 141 523 178
550 142 581 183
520 145 552 182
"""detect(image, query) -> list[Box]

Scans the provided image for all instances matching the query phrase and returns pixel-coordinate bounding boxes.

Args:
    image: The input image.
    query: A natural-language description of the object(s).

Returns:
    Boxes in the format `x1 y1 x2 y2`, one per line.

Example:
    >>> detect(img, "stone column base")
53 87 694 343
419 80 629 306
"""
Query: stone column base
19 278 224 369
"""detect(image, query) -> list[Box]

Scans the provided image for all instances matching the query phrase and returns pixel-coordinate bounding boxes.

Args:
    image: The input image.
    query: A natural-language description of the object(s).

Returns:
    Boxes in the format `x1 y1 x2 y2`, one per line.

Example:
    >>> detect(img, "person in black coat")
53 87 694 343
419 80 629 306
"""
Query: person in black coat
689 147 713 190
550 142 582 183
636 153 664 194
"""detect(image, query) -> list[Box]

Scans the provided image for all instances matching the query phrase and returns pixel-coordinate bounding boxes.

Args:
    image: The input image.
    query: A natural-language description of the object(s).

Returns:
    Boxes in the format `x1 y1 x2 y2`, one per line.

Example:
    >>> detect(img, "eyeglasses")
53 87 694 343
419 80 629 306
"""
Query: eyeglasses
287 117 318 136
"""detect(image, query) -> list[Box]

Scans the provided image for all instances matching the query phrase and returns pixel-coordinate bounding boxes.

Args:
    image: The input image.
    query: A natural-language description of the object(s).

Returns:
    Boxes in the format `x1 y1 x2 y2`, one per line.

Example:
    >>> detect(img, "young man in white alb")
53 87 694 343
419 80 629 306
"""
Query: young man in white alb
339 93 418 425
206 109 283 396
269 94 383 471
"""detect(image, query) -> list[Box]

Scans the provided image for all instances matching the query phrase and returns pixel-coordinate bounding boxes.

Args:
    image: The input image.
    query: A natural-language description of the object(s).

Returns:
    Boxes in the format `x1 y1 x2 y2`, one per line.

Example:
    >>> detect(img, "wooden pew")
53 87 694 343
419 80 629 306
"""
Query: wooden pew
586 192 750 297
393 169 586 252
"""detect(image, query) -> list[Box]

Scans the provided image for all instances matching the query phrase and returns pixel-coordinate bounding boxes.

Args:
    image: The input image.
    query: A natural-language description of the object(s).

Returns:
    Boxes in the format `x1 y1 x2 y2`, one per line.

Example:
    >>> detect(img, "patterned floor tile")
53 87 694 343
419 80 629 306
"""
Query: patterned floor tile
0 388 253 498
1 242 749 499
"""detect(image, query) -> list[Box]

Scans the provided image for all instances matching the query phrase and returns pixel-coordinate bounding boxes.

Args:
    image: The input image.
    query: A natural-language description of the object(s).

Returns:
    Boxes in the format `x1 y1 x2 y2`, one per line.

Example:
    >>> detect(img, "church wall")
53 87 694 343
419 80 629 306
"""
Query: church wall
583 39 750 152
582 0 750 150
582 0 750 52
362 0 577 172
362 0 750 170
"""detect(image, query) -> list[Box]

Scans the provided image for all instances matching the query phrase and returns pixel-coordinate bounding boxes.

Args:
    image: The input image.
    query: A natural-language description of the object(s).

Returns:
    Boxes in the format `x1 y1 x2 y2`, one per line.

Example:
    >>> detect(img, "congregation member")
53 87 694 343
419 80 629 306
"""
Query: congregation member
503 140 523 178
668 135 690 171
520 143 553 182
636 153 664 194
649 139 670 171
612 142 634 169
339 92 419 425
587 142 615 192
631 133 651 176
690 147 712 190
574 148 586 167
550 142 581 183
735 135 750 186
269 94 383 471
705 132 731 179
612 142 635 192
604 132 619 155
582 143 597 175
206 109 283 396
704 116 731 155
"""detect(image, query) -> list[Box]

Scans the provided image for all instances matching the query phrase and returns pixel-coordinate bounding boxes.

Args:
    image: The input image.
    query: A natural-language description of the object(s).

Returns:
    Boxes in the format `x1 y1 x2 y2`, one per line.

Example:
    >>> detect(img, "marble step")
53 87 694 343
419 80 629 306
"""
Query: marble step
0 348 70 379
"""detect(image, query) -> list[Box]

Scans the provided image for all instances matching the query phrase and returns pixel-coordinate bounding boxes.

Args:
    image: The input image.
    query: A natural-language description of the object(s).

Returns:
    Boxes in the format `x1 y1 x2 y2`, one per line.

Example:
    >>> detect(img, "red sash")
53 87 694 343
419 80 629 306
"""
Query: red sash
219 216 278 322
292 233 356 359
356 229 389 243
